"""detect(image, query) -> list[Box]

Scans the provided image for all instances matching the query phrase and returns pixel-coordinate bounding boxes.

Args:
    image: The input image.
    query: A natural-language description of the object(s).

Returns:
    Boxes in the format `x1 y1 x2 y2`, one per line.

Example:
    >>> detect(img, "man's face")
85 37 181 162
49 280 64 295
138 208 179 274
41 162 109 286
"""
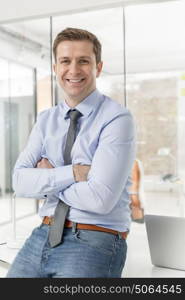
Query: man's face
53 40 103 103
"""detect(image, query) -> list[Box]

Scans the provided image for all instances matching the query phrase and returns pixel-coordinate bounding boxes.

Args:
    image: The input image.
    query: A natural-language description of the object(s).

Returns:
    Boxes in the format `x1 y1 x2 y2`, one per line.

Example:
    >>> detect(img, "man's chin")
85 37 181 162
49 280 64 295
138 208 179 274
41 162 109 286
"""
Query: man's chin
64 90 88 103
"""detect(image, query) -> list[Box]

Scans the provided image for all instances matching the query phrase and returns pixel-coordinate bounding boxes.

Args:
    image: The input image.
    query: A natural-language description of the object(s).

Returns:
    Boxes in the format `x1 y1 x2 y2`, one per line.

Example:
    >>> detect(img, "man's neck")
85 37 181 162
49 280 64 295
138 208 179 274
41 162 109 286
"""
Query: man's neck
65 97 83 108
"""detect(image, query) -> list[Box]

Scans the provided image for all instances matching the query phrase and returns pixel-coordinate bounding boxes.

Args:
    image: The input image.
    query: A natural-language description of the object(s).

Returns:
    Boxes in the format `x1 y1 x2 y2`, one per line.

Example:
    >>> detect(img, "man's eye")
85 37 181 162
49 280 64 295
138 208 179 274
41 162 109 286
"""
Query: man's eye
60 60 69 64
79 60 89 64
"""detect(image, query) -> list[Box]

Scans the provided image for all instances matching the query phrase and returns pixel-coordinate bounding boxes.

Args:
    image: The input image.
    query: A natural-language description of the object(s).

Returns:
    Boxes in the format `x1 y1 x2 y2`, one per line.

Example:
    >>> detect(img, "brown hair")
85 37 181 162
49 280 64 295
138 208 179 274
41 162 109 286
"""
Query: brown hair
53 27 102 64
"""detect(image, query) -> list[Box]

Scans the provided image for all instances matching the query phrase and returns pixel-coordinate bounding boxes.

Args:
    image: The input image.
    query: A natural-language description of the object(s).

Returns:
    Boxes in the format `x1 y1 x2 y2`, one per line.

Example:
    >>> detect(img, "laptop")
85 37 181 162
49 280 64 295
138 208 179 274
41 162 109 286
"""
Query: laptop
145 214 185 271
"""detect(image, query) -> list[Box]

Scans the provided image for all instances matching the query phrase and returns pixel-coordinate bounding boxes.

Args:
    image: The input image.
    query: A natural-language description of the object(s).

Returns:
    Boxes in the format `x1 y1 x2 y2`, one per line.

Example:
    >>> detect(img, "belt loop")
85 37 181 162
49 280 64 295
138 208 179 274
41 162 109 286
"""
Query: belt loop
72 222 77 233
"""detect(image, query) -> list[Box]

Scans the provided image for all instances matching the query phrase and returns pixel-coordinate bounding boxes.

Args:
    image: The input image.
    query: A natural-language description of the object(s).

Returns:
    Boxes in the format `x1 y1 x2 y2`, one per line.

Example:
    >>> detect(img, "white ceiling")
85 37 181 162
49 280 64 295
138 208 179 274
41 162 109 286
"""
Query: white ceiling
0 0 173 23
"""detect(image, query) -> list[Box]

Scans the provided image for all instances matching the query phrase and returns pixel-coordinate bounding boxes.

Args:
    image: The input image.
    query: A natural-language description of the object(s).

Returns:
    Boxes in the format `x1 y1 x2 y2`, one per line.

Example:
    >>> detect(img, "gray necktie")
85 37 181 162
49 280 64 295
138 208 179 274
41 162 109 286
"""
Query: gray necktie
49 109 82 247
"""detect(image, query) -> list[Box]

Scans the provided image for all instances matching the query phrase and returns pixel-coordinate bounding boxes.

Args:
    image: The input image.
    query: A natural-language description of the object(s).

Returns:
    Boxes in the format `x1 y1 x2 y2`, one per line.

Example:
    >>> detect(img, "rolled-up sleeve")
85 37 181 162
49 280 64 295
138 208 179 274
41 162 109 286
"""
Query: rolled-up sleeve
61 111 136 214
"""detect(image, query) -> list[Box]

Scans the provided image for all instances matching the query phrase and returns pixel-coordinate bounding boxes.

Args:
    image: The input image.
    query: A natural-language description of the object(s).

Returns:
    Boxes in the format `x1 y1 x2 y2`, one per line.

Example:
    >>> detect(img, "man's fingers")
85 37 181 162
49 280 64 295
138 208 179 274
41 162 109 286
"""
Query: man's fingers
36 161 41 167
36 158 54 169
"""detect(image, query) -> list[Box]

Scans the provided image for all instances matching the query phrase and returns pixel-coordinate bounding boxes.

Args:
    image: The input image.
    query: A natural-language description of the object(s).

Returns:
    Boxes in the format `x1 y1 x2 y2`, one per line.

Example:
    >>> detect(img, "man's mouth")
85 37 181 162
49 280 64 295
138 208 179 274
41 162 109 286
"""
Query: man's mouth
66 78 85 83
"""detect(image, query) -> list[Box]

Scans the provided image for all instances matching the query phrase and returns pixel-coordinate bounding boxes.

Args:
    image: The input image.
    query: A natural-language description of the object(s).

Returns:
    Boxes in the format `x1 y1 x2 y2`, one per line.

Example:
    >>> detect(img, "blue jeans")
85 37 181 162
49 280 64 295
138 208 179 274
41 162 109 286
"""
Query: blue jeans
6 224 127 278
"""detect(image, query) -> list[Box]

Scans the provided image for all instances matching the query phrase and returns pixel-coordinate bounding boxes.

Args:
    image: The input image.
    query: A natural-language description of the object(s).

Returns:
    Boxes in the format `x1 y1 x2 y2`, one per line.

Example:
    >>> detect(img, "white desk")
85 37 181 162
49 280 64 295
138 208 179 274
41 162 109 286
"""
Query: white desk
0 214 40 266
123 222 185 278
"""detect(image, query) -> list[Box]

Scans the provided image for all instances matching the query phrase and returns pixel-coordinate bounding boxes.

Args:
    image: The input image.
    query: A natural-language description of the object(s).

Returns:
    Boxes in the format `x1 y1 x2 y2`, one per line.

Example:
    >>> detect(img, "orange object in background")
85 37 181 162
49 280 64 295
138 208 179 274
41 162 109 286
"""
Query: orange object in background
129 159 145 223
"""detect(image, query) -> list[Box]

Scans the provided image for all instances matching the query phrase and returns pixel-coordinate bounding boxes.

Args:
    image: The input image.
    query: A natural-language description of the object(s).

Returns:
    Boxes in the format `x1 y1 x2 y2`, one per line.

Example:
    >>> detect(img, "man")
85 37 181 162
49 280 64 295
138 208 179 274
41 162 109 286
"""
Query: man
7 27 135 278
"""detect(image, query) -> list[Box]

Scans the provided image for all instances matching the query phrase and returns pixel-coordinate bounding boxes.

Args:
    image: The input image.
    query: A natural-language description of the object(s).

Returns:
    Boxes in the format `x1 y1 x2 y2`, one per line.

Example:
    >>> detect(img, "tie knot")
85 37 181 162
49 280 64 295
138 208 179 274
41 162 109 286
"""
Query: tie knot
68 109 82 122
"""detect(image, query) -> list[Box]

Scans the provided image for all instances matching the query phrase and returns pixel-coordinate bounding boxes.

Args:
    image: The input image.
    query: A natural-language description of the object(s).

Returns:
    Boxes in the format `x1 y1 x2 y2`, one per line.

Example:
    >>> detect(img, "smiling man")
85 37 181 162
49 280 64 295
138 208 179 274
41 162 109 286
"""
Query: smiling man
53 39 102 106
7 28 136 278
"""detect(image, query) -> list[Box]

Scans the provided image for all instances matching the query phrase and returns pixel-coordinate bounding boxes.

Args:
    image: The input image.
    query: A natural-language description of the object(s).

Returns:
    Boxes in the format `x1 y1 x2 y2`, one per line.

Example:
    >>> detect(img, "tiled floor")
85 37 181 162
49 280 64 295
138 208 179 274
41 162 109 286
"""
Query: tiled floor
0 190 185 277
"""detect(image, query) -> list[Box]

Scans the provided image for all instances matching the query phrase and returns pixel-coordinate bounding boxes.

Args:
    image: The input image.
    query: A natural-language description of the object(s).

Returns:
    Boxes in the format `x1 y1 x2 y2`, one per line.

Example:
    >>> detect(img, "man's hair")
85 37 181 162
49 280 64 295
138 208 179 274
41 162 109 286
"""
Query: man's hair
53 27 102 64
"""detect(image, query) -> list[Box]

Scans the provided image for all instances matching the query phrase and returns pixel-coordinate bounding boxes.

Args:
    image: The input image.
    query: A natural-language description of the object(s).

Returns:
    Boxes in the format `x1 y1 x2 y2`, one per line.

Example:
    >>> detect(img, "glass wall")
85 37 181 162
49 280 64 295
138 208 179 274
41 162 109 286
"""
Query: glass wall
125 0 185 216
0 18 52 224
0 59 35 223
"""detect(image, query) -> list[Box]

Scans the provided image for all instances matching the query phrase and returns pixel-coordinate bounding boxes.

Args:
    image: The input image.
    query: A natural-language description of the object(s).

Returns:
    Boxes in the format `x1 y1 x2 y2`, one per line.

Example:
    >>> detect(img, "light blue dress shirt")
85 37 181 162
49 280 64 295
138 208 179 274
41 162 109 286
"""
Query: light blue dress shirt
13 89 136 232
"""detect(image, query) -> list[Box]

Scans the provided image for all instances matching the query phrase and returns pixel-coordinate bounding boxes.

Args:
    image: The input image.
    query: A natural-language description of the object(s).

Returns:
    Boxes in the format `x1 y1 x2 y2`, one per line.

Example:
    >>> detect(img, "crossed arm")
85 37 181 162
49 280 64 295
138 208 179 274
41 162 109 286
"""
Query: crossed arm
13 112 135 214
37 158 90 182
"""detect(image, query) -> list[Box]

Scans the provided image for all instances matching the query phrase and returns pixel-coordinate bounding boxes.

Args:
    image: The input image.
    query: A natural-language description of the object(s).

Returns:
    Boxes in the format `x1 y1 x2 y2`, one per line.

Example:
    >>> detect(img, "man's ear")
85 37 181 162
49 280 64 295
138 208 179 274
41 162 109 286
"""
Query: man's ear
96 61 103 78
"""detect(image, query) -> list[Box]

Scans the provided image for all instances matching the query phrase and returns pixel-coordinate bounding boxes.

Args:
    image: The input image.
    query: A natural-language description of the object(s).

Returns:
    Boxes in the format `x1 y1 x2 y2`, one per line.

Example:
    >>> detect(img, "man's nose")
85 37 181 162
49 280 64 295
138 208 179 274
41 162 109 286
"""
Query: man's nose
69 61 80 74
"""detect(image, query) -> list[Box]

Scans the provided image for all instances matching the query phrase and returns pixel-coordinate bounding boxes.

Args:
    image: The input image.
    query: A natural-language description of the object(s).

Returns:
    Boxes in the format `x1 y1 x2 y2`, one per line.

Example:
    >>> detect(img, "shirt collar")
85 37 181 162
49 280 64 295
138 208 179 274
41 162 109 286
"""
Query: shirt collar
60 89 102 119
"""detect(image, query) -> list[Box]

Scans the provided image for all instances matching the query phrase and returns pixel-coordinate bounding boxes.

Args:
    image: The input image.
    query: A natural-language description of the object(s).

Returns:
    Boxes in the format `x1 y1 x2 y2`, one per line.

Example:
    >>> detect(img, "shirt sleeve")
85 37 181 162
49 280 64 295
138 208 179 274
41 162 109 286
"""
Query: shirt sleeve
61 111 136 215
12 121 75 199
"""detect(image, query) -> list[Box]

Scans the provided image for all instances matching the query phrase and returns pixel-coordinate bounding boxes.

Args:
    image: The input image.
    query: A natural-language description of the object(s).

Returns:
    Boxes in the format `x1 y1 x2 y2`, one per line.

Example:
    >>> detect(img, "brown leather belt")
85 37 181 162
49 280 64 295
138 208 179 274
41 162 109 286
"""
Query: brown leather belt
42 216 128 239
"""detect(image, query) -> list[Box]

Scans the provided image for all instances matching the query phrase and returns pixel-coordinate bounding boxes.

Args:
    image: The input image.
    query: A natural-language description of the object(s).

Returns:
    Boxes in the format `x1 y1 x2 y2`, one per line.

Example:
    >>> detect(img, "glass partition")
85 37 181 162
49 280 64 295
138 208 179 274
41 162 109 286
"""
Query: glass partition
0 58 10 222
125 0 185 217
0 18 52 224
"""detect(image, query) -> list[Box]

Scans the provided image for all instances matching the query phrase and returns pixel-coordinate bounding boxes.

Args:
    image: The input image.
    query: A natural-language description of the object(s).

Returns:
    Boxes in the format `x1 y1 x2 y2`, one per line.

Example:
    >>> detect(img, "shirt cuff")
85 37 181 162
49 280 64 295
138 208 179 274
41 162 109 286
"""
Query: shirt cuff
53 165 75 189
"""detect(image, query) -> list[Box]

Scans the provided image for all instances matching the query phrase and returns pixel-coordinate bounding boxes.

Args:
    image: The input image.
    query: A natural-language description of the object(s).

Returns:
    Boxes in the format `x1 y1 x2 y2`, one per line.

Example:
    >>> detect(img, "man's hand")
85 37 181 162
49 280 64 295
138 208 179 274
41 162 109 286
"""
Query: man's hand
73 164 91 182
36 159 90 181
36 158 54 169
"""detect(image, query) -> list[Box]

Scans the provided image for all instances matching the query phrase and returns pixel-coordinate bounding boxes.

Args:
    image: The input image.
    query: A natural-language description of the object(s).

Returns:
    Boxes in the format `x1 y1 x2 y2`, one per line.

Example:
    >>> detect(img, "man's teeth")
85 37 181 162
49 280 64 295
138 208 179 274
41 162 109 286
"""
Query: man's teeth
68 79 83 83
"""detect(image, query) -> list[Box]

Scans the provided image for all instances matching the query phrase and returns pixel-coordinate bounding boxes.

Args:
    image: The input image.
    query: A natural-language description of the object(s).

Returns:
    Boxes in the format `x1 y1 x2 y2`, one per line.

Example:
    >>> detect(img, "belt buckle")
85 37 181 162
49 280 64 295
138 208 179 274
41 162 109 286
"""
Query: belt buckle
72 222 77 233
118 231 127 240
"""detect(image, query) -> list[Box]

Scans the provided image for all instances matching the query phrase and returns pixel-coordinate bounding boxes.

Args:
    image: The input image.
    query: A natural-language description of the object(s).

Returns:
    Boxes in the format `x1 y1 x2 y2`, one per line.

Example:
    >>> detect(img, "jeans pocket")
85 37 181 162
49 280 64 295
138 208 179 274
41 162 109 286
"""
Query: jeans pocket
74 229 116 256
